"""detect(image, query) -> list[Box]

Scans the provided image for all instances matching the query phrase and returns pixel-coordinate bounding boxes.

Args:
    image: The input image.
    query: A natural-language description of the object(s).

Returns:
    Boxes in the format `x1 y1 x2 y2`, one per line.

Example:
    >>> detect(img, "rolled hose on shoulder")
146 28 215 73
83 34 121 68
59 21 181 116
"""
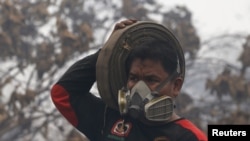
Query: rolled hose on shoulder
96 21 185 110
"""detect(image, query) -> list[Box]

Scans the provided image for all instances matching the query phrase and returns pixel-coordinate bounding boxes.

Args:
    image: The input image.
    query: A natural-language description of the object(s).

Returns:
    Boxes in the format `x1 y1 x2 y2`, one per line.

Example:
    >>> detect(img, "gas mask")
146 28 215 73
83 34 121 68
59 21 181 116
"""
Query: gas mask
118 72 177 122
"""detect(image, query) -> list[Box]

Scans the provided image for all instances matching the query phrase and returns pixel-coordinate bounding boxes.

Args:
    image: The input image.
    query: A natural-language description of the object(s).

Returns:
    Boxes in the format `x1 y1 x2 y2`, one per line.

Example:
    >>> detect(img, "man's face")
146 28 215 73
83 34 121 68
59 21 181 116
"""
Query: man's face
127 58 181 98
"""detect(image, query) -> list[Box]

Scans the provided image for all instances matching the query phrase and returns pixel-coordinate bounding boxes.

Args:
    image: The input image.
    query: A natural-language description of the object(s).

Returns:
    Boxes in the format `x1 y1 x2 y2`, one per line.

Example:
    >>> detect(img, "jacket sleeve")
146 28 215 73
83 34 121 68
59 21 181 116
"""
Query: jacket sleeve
50 49 106 138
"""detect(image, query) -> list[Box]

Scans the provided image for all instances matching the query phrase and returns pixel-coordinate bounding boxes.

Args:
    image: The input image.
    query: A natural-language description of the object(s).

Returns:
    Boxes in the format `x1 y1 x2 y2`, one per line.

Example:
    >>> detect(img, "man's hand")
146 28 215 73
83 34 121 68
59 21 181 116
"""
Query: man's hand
112 19 137 33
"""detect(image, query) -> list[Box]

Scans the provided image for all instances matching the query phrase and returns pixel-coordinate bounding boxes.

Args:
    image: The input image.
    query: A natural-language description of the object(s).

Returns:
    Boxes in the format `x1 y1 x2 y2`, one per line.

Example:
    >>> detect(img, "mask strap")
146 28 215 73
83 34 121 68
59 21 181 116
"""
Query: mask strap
153 71 179 94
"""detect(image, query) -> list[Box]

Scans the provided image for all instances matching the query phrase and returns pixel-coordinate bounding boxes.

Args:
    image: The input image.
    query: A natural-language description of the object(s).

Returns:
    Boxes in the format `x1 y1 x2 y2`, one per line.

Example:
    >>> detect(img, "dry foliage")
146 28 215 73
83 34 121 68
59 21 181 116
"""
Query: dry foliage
0 0 249 140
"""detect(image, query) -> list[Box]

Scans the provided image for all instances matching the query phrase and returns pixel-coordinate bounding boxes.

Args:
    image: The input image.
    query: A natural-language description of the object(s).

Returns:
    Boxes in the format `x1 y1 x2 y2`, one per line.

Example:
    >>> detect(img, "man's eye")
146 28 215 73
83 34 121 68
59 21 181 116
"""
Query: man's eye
145 78 158 83
128 76 138 82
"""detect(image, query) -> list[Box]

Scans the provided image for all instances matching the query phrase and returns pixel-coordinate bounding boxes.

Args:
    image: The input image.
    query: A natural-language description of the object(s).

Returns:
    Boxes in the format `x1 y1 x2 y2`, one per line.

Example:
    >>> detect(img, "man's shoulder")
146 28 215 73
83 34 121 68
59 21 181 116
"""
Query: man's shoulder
174 118 207 141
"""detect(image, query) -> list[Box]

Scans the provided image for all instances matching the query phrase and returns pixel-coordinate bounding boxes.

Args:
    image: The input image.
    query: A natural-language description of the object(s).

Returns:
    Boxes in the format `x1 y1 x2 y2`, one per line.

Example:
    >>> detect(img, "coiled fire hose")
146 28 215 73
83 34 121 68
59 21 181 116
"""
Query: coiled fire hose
96 21 185 110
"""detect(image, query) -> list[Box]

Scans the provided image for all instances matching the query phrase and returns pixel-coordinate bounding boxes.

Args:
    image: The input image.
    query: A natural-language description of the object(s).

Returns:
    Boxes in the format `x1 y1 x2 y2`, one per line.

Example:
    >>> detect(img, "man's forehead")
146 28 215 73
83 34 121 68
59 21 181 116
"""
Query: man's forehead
130 59 167 74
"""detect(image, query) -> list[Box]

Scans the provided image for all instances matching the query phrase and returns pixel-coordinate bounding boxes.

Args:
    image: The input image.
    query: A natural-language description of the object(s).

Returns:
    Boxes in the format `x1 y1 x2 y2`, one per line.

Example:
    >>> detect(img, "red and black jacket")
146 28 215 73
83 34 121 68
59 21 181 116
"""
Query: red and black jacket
50 50 208 141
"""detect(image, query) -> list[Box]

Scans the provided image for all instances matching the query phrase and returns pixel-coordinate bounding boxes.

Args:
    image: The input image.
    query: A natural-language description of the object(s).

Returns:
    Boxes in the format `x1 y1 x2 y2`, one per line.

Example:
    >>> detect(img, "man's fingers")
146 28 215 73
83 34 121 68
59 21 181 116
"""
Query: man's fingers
115 22 126 29
123 19 137 25
113 19 137 30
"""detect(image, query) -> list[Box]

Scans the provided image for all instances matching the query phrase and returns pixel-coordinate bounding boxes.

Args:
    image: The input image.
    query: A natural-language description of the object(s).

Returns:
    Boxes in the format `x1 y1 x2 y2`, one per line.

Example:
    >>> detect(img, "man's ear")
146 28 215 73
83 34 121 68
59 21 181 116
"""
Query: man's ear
172 77 183 97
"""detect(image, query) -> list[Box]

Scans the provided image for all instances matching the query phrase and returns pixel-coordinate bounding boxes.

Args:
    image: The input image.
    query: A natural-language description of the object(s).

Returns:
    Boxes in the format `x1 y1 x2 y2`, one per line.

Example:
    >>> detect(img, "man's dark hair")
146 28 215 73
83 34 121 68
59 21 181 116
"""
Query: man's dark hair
126 39 178 75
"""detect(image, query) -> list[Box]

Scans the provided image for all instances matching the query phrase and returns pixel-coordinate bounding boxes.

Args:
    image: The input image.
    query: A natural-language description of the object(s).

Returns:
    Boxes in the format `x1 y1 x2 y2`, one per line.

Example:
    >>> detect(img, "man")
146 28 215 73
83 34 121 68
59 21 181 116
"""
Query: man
51 19 207 141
